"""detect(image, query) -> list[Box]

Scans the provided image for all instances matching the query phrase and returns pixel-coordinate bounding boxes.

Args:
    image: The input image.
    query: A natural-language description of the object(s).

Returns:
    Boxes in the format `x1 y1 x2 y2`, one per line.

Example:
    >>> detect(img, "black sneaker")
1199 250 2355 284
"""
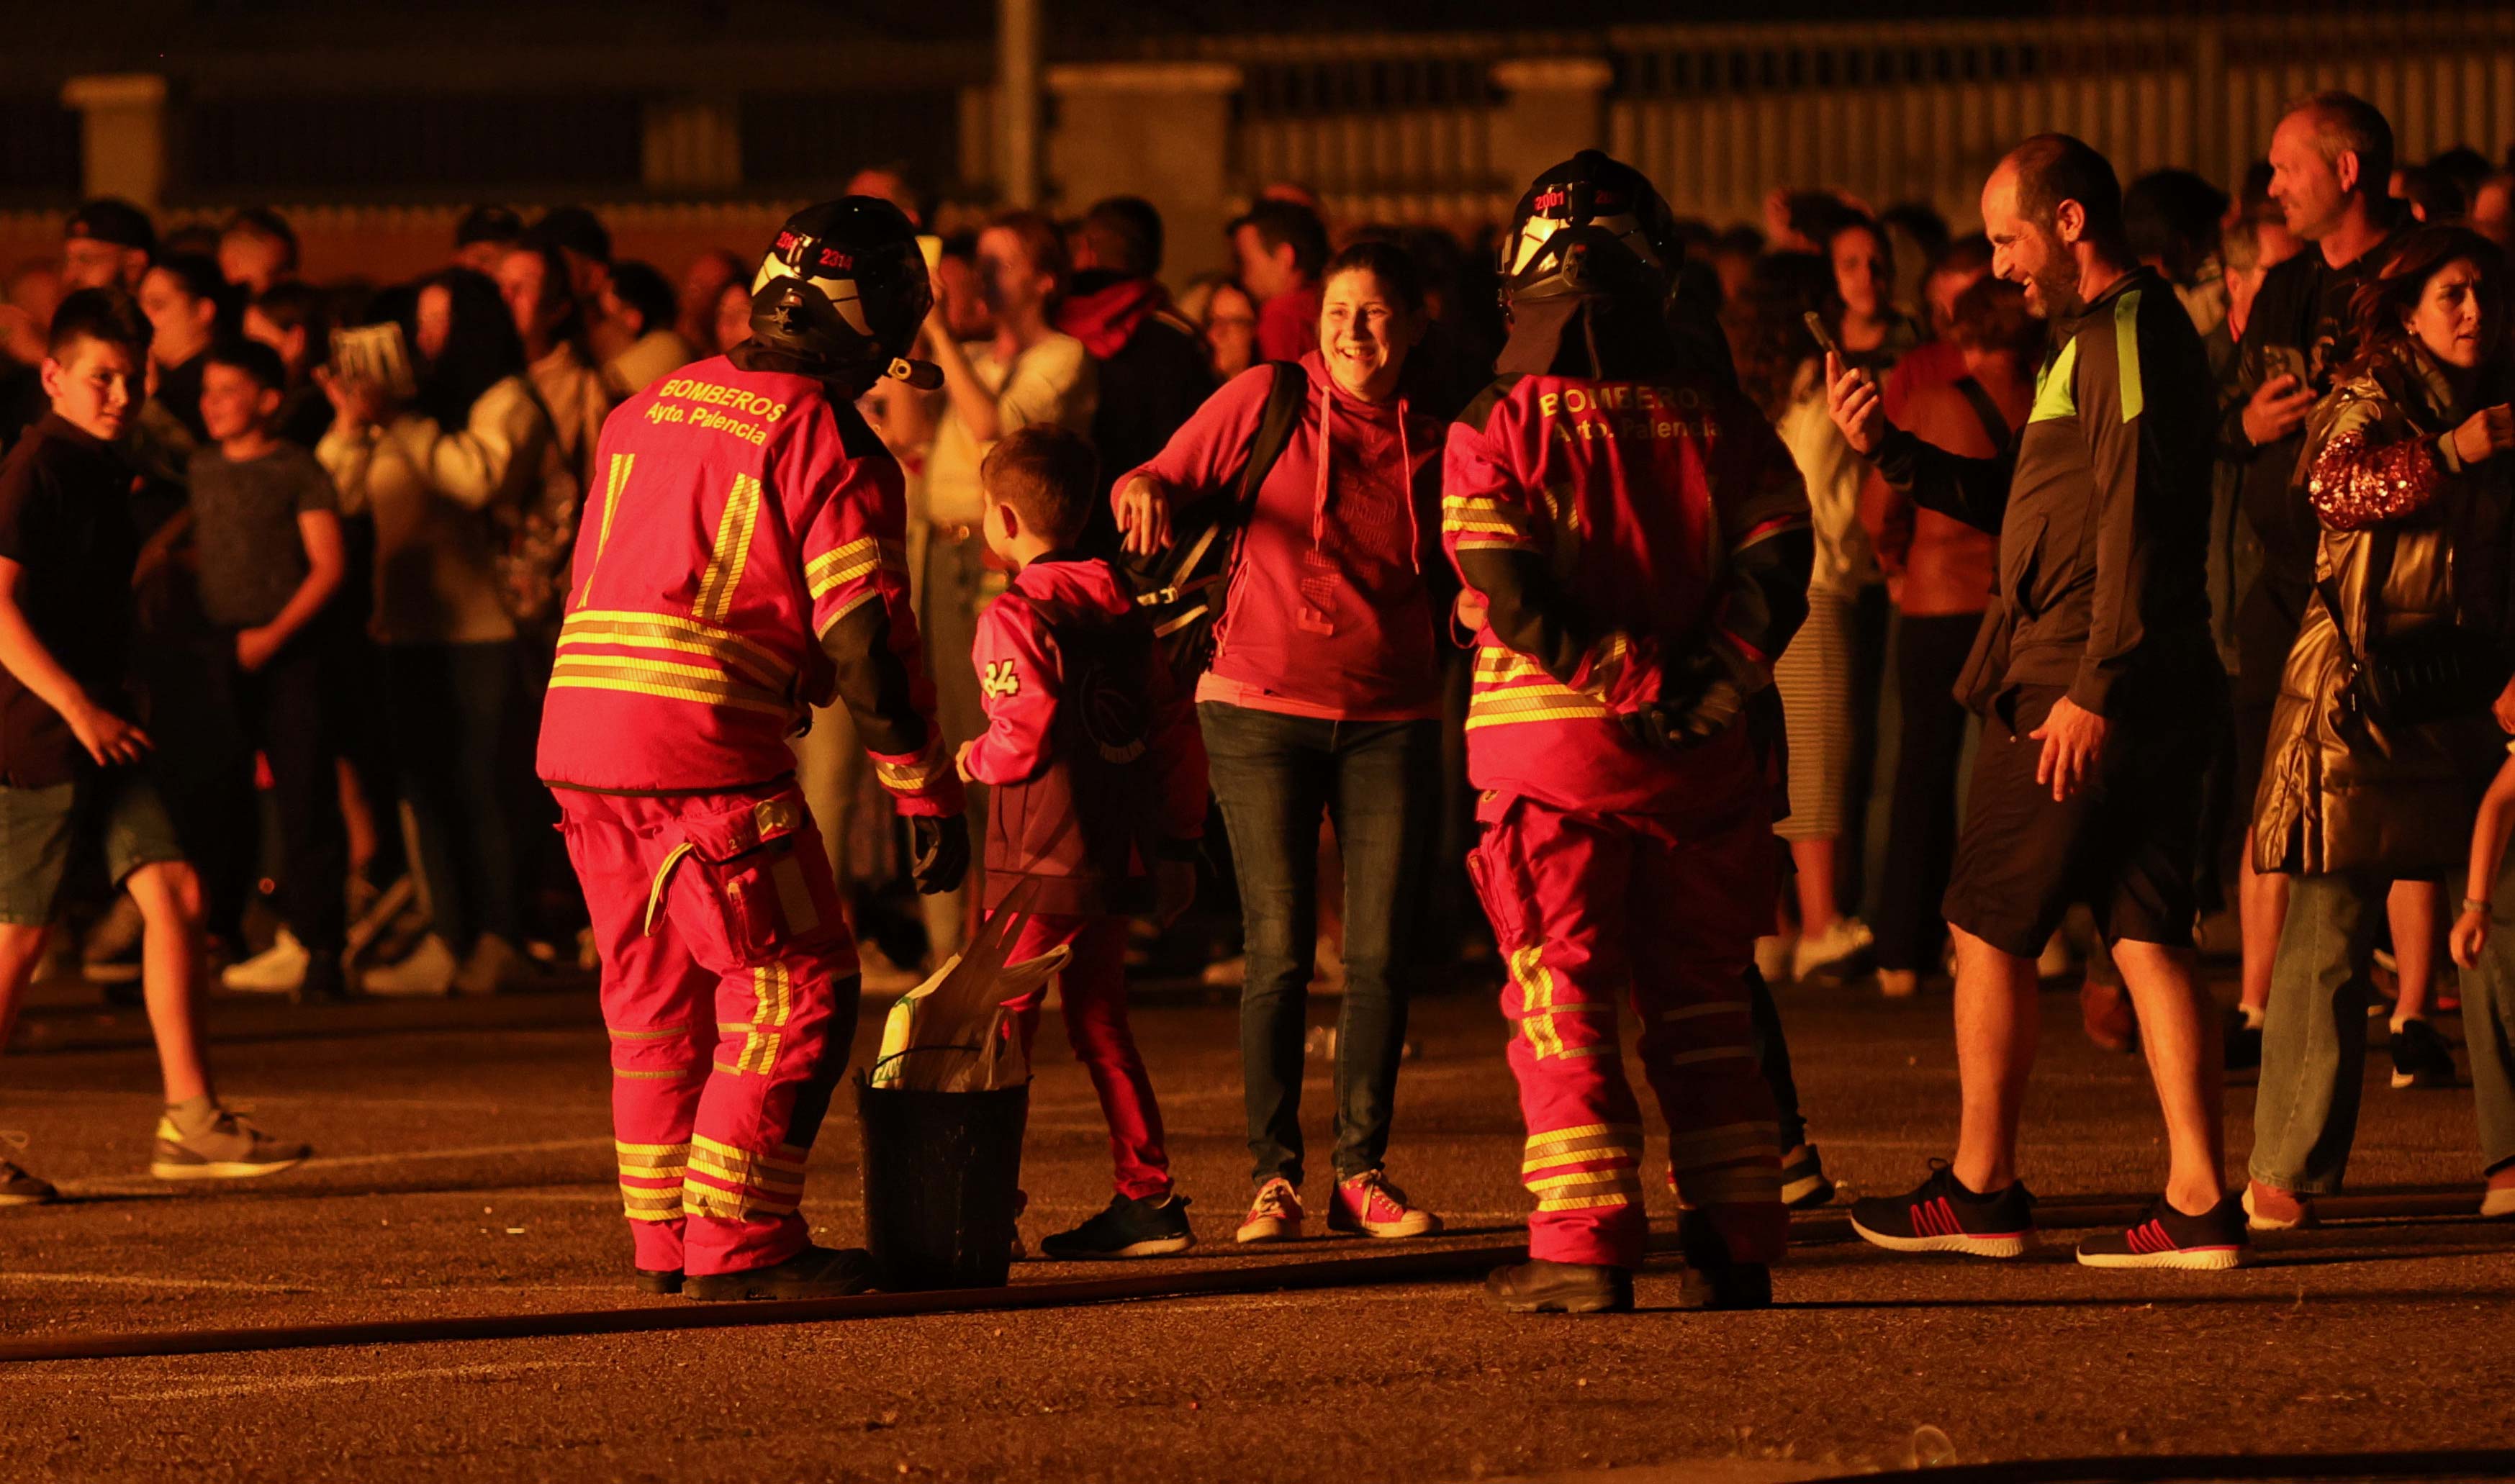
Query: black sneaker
1039 1193 1195 1259
1481 1259 1634 1314
2075 1194 2249 1270
1849 1161 2037 1258
2390 1018 2456 1090
1780 1143 1835 1208
2224 1006 2263 1072
683 1243 879 1301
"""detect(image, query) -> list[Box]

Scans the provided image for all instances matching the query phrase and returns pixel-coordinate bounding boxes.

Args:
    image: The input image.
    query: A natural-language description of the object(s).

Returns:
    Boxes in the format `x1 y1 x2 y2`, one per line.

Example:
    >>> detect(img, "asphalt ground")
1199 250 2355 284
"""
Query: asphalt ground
3 964 2512 1483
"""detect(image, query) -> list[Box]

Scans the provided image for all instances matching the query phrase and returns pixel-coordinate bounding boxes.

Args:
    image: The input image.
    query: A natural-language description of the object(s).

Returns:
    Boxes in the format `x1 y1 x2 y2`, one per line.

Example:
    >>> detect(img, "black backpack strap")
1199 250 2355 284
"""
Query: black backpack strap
1951 374 2010 449
1237 361 1309 517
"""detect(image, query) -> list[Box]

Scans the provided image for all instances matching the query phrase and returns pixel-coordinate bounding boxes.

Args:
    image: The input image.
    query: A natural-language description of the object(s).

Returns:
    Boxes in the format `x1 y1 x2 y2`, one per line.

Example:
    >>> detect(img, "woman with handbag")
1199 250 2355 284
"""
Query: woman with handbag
2246 226 2515 1228
1115 240 1447 1246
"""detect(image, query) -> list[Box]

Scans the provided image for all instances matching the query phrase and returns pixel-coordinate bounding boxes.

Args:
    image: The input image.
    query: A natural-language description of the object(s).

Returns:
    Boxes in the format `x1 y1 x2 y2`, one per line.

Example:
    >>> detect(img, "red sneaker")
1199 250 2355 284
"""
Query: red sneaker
1234 1177 1304 1243
1327 1168 1442 1239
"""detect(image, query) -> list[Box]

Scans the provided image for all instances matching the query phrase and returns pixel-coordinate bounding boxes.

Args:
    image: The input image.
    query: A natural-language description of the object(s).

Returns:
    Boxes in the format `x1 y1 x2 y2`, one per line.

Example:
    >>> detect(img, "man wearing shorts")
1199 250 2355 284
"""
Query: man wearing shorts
0 289 307 1206
1826 135 2243 1270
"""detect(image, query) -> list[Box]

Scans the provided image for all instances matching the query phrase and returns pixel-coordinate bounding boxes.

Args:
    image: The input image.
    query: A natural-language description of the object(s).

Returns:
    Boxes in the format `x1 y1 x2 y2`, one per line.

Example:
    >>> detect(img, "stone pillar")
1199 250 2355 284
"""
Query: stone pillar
1047 61 1242 285
643 94 742 193
1487 57 1614 198
60 73 167 209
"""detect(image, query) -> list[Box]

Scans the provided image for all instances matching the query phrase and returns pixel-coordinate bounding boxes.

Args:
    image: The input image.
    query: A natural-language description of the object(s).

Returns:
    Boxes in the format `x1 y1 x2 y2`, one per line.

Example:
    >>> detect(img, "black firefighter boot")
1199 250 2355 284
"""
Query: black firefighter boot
1675 1208 1773 1311
684 1244 880 1301
1482 1258 1635 1314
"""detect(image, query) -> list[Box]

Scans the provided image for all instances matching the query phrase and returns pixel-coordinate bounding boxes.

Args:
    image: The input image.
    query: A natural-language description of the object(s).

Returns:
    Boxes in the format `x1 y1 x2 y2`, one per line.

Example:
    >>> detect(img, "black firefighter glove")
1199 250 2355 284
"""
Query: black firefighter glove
1620 646 1751 753
910 813 970 895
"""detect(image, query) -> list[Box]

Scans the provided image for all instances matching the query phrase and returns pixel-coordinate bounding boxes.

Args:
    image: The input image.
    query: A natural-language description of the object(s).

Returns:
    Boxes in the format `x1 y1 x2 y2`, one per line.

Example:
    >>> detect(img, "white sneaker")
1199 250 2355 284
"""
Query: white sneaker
362 934 459 997
1877 968 1920 999
454 933 525 997
222 930 310 995
1199 954 1247 988
2483 1185 2515 1219
1753 935 1794 984
2035 933 2076 982
1792 918 1874 982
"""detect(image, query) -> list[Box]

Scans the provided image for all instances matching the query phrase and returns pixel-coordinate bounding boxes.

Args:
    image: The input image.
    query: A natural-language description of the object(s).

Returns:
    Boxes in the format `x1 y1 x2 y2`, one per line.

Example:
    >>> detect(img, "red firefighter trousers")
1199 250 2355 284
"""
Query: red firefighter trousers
557 784 859 1278
995 910 1173 1201
1468 793 1787 1270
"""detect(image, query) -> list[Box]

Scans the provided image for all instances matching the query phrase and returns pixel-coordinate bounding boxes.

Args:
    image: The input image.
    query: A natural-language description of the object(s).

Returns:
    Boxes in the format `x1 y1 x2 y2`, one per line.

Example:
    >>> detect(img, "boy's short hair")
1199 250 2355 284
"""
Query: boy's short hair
980 424 1100 547
48 286 151 363
1228 199 1330 281
204 336 287 394
221 207 298 270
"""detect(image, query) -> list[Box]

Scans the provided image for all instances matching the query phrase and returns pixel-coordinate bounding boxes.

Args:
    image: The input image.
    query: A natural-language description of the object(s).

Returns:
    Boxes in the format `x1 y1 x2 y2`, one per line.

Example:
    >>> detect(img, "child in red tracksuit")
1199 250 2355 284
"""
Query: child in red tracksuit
959 423 1206 1259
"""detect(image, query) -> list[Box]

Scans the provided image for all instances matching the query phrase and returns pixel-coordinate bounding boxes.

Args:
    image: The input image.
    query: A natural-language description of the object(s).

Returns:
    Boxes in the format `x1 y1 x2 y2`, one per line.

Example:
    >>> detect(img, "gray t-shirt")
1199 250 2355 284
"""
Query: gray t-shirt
186 443 337 628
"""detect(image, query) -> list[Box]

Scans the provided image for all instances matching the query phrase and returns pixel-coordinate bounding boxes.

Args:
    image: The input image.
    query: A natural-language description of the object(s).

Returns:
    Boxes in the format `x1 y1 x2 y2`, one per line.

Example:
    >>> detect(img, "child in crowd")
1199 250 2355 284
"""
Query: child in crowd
0 291 308 1204
960 423 1205 1259
192 339 351 1001
2443 745 2515 1220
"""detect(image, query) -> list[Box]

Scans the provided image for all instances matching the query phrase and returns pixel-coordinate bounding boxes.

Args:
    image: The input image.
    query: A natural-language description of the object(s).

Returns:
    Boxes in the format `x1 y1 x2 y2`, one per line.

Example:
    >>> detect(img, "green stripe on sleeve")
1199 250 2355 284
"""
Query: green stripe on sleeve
2112 289 2145 424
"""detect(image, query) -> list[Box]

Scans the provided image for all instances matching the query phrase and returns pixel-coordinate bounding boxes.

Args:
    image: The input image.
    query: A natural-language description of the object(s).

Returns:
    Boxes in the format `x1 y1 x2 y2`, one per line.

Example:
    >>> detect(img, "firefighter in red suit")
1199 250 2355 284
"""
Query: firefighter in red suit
536 199 968 1300
1452 153 1815 1314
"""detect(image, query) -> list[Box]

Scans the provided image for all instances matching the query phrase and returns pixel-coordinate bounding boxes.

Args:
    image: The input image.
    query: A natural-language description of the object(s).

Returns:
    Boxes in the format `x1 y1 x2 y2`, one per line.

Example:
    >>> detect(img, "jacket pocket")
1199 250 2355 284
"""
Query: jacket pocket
1997 514 2046 619
674 787 824 967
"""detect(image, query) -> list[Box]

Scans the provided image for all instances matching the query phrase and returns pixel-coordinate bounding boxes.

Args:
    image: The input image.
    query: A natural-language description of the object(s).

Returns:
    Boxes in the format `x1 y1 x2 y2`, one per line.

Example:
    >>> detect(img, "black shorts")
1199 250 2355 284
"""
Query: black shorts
1941 684 2209 959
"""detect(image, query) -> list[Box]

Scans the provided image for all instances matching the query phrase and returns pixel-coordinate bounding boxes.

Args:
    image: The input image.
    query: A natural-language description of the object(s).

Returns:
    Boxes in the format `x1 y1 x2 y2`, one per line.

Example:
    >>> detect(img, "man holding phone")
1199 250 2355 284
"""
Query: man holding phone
2221 93 2415 1064
1826 134 2239 1270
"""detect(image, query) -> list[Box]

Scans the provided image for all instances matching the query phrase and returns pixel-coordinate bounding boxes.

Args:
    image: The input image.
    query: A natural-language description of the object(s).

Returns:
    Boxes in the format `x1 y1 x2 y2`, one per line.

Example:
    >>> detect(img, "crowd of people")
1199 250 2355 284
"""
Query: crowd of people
1 88 2513 1306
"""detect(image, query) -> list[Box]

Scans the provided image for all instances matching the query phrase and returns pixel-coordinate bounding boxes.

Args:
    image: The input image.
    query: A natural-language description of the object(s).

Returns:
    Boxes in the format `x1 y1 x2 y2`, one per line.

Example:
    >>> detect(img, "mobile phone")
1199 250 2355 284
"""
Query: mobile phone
1802 310 1840 360
2262 344 2309 390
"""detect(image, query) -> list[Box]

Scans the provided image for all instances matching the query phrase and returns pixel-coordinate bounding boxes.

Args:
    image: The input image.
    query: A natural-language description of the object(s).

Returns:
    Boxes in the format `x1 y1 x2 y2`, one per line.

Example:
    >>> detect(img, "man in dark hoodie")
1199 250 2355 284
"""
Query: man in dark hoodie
1060 196 1213 533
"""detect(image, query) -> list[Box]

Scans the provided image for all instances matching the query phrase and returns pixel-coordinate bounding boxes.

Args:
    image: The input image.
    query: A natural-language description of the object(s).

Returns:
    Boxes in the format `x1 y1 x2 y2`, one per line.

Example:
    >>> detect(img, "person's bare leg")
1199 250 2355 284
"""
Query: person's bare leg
1790 838 1841 937
125 864 211 1107
1950 923 2038 1194
0 923 50 1057
2110 938 2225 1215
2238 831 2288 1017
2386 879 2439 1023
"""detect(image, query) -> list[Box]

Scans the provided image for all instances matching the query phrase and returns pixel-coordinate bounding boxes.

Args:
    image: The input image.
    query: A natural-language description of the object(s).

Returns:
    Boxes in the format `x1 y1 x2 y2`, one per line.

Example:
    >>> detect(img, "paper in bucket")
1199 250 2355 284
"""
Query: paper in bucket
870 879 1069 1093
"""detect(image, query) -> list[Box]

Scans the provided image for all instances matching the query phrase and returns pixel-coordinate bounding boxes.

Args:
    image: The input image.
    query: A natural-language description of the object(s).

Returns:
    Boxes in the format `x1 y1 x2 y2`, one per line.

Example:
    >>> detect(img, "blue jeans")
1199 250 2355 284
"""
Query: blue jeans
2249 872 2388 1195
1200 702 1438 1187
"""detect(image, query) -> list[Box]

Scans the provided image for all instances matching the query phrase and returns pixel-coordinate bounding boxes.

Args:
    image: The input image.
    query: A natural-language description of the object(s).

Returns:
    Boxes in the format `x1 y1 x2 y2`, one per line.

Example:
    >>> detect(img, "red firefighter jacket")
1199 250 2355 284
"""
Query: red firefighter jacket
964 553 1206 915
1442 370 1812 818
536 352 962 817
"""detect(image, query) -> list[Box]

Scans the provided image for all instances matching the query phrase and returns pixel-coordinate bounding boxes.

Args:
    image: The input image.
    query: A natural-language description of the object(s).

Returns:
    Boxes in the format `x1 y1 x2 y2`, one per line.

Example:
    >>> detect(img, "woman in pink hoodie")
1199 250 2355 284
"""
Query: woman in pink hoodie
1116 240 1448 1247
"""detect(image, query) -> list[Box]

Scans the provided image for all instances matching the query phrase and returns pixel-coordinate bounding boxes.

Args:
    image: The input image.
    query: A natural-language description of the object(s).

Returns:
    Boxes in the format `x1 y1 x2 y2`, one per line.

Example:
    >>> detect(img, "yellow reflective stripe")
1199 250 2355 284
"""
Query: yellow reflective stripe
565 607 788 680
550 658 791 717
1472 687 1612 717
874 739 950 792
608 1024 692 1041
558 621 790 691
689 1153 806 1196
1473 647 1550 681
1665 1121 1780 1167
1666 1045 1754 1067
611 1068 690 1080
620 1187 684 1210
625 1207 681 1223
805 536 901 600
1453 534 1538 549
615 1147 690 1171
614 1139 691 1157
1466 704 1615 731
1527 1168 1640 1194
682 1183 798 1220
1508 944 1566 1059
1676 1164 1784 1204
574 452 634 610
691 1134 808 1177
1537 1191 1638 1212
691 472 764 623
1524 1121 1643 1151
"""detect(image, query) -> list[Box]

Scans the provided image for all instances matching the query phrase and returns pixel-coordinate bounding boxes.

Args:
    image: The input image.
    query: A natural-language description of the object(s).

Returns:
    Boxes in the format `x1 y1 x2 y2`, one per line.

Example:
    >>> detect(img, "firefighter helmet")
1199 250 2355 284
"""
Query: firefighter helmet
1499 150 1682 316
748 197 934 391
